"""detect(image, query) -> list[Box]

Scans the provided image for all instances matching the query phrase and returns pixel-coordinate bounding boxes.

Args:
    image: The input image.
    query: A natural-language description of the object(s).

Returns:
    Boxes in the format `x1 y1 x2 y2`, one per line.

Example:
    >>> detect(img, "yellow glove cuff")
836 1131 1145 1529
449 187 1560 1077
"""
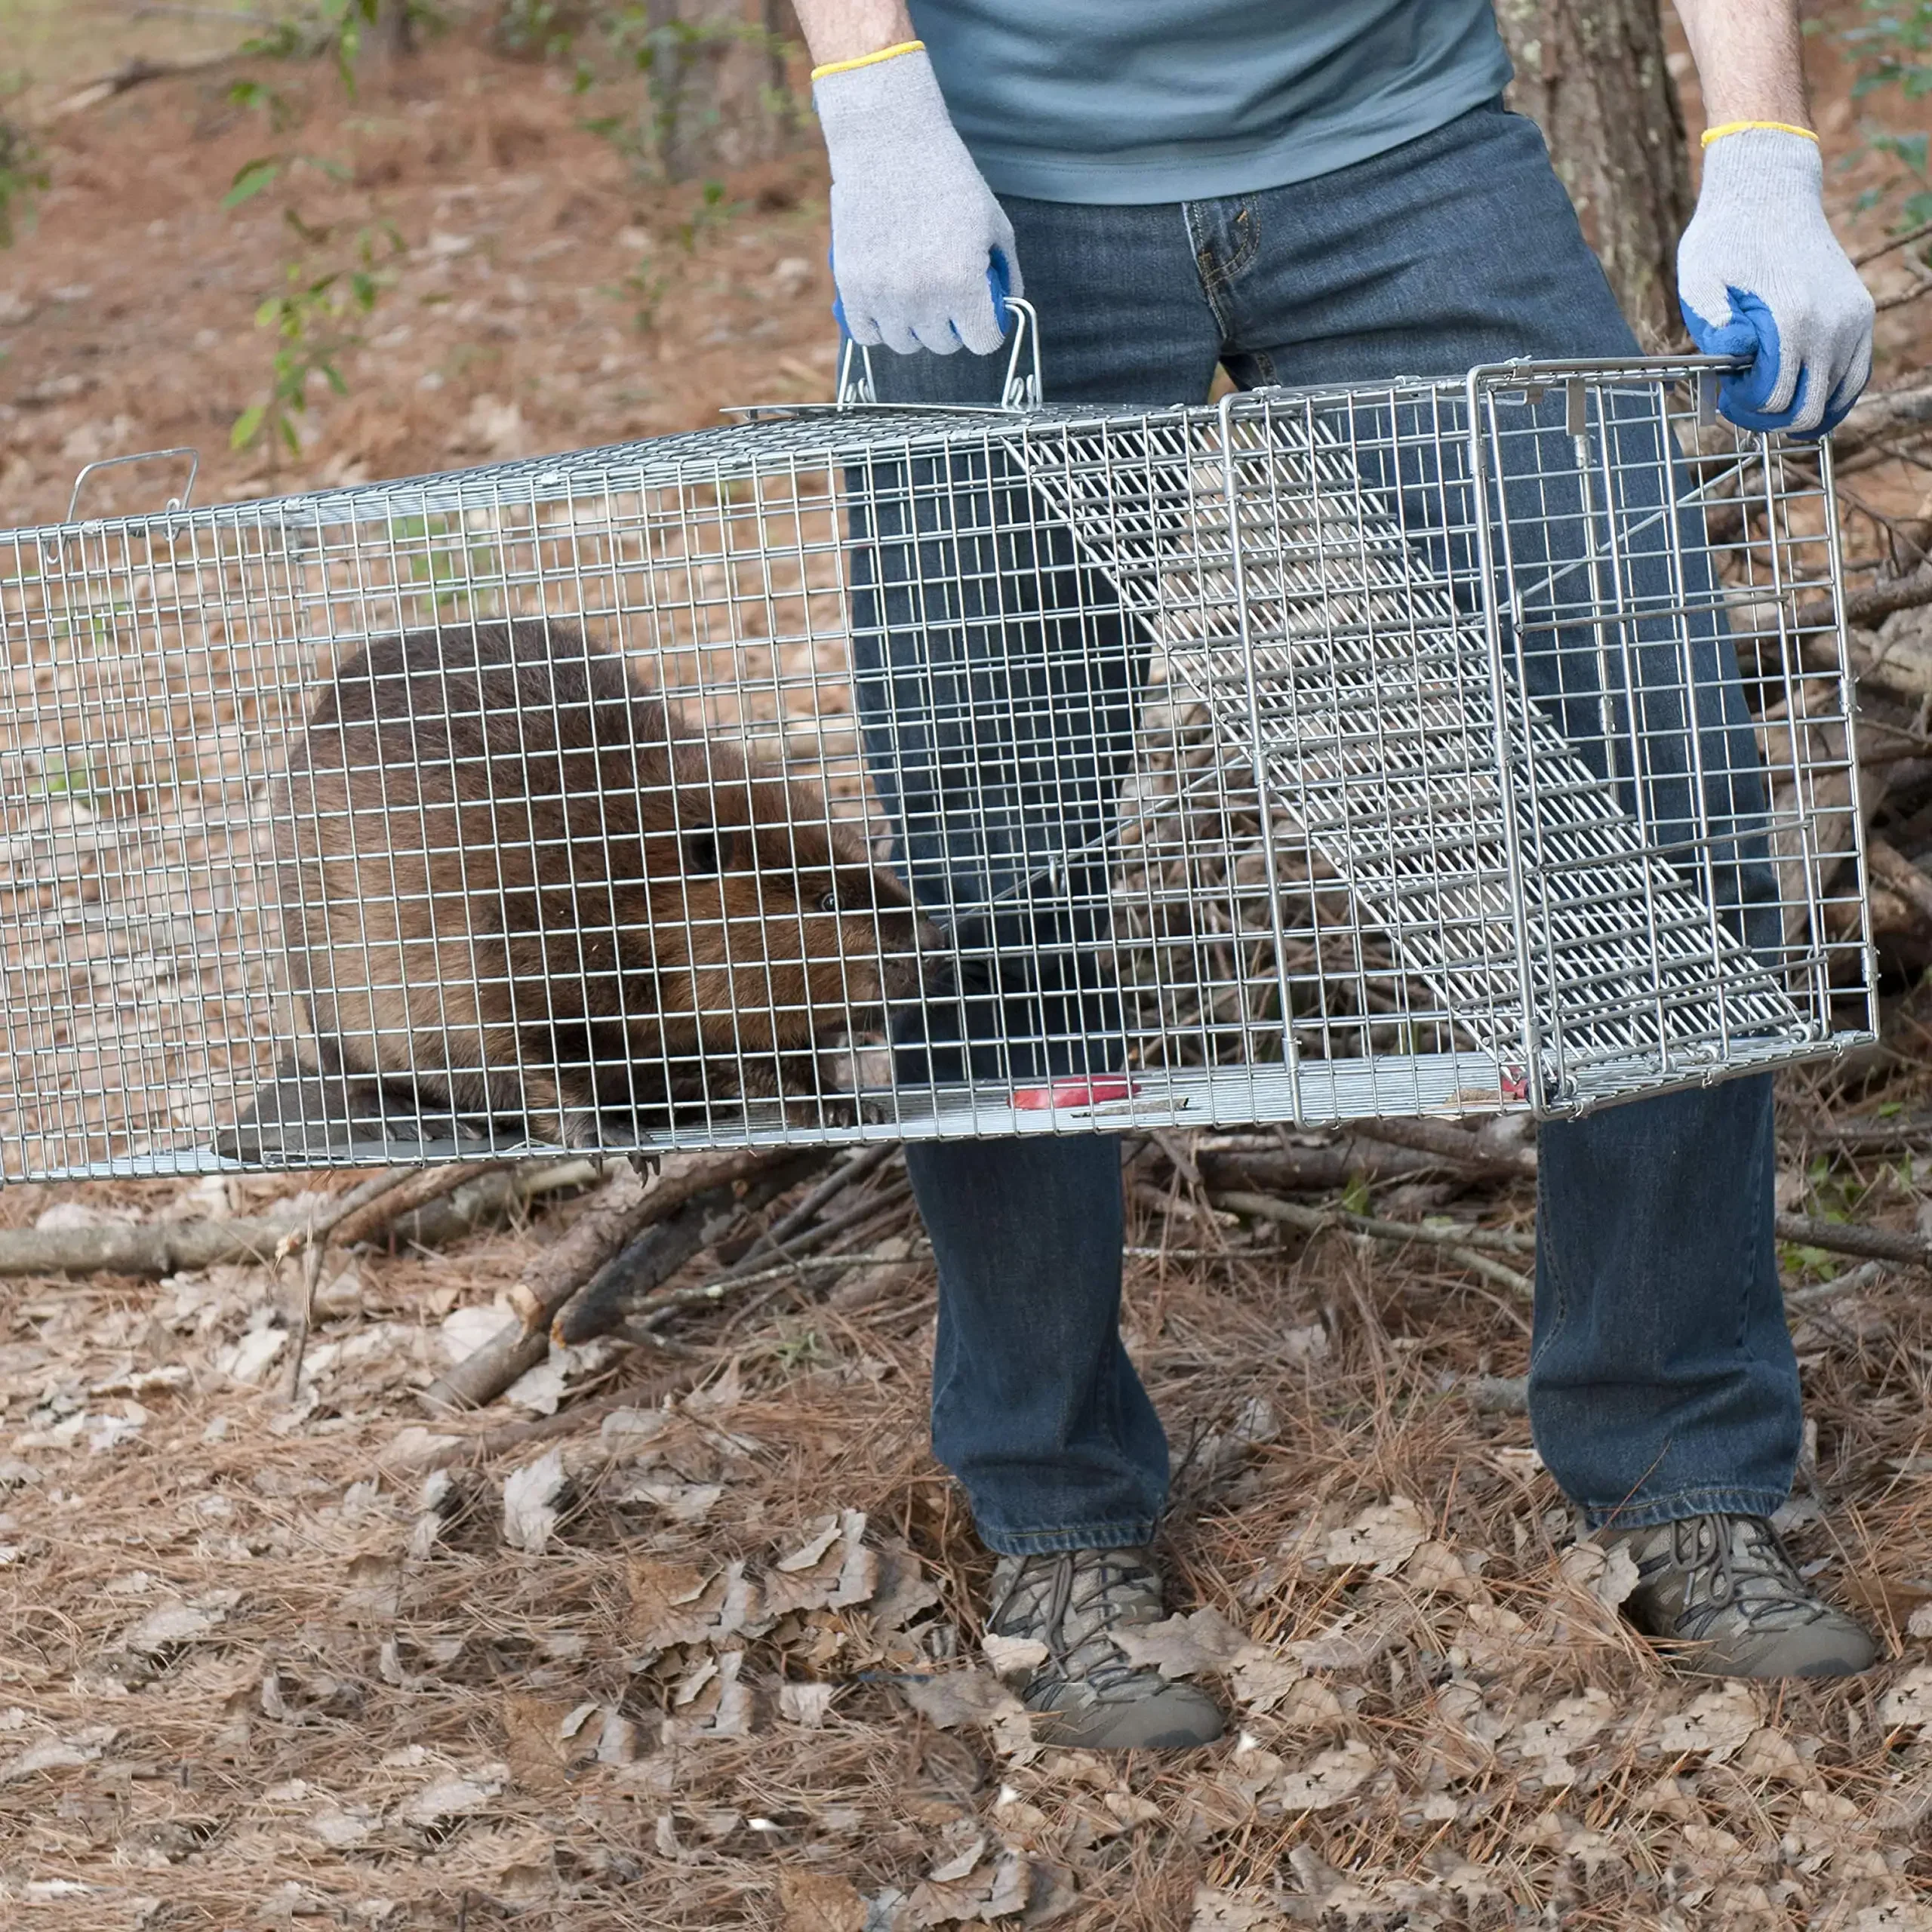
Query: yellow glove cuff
1701 120 1818 149
811 39 925 82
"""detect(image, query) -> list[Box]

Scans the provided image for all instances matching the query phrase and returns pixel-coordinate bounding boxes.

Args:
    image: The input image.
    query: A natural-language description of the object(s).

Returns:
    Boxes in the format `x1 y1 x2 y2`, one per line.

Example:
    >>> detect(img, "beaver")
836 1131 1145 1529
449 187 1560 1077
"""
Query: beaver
273 617 935 1146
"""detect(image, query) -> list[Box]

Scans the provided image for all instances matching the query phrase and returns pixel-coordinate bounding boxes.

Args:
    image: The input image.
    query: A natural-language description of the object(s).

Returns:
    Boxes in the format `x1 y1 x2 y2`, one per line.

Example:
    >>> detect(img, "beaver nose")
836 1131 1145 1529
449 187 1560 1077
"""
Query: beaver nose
874 906 946 1001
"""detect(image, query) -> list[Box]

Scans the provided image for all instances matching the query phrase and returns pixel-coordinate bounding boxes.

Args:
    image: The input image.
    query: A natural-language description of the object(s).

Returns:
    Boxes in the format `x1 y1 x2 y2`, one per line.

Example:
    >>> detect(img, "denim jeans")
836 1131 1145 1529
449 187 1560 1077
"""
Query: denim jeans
855 99 1801 1551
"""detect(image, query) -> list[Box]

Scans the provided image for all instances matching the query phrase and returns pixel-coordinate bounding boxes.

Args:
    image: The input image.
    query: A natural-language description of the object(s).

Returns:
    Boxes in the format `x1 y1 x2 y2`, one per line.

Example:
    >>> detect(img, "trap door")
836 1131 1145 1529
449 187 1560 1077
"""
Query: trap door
1003 382 1805 1118
1464 367 1841 1104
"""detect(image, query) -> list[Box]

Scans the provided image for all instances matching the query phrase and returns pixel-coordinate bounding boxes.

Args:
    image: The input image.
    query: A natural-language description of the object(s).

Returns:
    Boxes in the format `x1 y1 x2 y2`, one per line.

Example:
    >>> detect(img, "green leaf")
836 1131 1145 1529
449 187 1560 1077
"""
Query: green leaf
224 157 284 207
229 403 266 450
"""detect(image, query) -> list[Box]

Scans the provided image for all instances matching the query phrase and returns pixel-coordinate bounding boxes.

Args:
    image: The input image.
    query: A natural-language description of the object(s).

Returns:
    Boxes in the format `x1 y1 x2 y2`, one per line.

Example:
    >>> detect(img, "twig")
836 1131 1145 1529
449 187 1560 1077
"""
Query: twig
710 1173 913 1297
1832 380 1932 463
1801 555 1932 634
717 1143 894 1274
417 1148 830 1411
1346 1116 1538 1179
1799 1109 1932 1152
1211 1189 1536 1300
1788 1259 1890 1309
270 1167 416 1262
1870 839 1932 927
417 1161 657 1414
125 4 278 23
1775 1211 1932 1272
49 51 238 118
548 1150 831 1351
385 1365 710 1475
620 1248 931 1333
1877 273 1932 316
326 1159 512 1248
1855 218 1932 269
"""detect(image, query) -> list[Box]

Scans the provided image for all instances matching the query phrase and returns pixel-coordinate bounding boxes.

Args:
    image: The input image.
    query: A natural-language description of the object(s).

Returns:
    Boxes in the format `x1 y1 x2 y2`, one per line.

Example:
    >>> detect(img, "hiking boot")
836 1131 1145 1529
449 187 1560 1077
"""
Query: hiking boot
983 1546 1226 1750
1599 1512 1878 1679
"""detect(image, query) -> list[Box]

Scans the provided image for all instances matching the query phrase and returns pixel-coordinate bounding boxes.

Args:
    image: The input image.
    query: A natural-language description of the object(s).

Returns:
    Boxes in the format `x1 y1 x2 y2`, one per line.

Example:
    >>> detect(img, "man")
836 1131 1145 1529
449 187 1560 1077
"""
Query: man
794 0 1880 1749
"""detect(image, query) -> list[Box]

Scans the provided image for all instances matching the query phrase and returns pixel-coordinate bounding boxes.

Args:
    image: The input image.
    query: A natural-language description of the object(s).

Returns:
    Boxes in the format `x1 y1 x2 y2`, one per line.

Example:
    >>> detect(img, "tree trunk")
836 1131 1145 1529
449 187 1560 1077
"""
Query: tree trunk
376 0 416 63
1493 0 1693 352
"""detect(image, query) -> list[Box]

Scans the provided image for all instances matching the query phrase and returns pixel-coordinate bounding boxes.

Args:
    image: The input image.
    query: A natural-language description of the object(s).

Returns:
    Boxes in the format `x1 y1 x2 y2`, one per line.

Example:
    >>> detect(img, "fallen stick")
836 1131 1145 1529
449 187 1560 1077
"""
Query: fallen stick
1870 838 1932 928
1211 1189 1536 1299
1801 555 1932 634
416 1161 654 1414
1195 1140 1442 1194
1854 222 1932 271
1788 1259 1890 1309
417 1147 818 1413
0 1215 300 1279
620 1247 931 1334
1877 275 1932 316
327 1159 512 1249
1346 1116 1538 1179
549 1151 829 1349
48 51 238 118
1832 379 1932 462
718 1143 894 1271
0 1156 600 1280
1774 1211 1932 1272
1801 1109 1932 1152
387 1365 712 1475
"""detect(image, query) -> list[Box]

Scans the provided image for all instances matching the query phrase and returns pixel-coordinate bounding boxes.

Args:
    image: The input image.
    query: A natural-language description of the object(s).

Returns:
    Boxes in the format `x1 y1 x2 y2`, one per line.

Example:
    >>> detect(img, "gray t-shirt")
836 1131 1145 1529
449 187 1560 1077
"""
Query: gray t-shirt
905 1 1514 204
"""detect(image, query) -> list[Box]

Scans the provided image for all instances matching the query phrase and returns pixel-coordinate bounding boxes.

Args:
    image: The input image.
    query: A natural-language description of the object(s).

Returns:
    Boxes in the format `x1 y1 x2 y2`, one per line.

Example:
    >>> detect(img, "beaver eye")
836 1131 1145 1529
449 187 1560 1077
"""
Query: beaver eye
818 891 838 914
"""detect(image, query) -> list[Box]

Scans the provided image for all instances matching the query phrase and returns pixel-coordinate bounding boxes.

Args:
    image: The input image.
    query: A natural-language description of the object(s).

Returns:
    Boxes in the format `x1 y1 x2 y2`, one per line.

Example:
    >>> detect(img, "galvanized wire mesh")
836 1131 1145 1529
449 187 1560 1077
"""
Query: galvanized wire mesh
0 358 1873 1178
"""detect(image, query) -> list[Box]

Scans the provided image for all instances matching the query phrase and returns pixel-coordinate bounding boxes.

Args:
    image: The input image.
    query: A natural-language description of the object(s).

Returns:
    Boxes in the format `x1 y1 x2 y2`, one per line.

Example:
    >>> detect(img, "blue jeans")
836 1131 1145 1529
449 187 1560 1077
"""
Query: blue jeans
859 100 1800 1551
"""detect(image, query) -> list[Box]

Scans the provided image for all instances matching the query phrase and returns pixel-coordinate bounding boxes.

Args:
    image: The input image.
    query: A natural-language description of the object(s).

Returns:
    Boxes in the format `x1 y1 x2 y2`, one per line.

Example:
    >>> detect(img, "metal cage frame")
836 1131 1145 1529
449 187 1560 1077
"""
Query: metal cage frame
0 350 1875 1178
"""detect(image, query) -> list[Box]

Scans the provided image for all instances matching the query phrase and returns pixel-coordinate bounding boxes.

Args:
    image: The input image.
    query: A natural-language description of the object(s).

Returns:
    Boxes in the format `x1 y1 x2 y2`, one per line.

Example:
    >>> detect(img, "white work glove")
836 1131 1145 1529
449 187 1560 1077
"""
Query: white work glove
813 44 1020 356
1677 125 1874 436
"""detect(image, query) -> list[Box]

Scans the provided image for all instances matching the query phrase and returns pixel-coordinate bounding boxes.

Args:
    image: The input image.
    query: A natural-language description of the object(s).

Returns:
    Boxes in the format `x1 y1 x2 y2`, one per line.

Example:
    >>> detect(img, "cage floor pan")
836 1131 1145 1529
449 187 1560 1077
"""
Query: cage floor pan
60 1027 1839 1180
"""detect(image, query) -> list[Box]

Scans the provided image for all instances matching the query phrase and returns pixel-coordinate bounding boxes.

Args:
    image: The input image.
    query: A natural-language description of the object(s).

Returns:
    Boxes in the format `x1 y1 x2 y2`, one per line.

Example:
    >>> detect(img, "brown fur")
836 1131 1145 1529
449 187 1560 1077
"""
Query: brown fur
274 618 931 1143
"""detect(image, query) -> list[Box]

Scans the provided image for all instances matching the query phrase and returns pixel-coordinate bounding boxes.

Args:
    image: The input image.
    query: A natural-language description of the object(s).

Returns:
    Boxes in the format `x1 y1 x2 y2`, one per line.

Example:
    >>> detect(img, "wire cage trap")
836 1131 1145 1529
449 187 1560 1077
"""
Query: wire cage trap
0 349 1875 1179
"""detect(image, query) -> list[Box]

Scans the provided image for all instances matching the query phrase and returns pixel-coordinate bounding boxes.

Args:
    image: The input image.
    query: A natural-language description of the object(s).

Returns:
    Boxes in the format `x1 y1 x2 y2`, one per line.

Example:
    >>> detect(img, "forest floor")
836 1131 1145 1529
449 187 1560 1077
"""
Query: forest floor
4 8 1932 1931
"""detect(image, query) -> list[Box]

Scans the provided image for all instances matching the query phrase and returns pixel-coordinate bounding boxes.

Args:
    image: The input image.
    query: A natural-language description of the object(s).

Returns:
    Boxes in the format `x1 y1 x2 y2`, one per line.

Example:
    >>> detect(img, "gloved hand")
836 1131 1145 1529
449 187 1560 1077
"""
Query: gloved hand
1677 125 1874 436
813 43 1020 356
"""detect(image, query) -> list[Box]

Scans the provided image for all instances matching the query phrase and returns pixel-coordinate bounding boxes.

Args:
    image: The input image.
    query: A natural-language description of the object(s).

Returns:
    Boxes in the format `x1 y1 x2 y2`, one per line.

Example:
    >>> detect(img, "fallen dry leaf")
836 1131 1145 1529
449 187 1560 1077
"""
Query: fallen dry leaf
502 1447 568 1555
1112 1607 1254 1680
778 1681 835 1727
779 1870 867 1932
401 1764 505 1826
777 1513 845 1572
1883 1666 1932 1729
1190 1885 1289 1930
627 1558 714 1651
981 1632 1049 1679
1322 1497 1428 1574
118 1596 229 1656
1657 1682 1761 1763
897 1669 1029 1732
1269 1739 1379 1813
1557 1538 1641 1611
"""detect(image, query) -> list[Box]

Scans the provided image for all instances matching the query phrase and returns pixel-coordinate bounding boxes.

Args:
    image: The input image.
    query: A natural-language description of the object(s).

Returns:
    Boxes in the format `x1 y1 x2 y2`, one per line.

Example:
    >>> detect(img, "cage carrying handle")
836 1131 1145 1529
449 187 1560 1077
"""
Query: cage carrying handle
66 447 200 523
835 297 1044 413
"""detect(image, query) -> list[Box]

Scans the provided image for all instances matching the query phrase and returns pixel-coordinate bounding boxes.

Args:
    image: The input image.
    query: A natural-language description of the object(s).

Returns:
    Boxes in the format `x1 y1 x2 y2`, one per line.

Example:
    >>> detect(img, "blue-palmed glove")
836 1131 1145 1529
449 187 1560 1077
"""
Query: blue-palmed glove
812 42 1020 356
1677 124 1875 436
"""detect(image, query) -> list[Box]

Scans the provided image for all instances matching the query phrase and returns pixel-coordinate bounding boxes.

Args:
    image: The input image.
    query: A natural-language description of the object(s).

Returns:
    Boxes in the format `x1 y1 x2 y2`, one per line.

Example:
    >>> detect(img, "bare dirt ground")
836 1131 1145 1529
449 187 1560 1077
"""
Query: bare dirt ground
4 8 1932 1931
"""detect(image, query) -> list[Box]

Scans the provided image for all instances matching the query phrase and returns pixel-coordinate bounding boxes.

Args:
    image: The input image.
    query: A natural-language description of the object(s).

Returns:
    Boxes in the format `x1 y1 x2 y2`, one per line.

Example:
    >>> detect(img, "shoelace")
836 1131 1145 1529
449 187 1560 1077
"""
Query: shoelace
988 1552 1156 1691
1643 1515 1826 1638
